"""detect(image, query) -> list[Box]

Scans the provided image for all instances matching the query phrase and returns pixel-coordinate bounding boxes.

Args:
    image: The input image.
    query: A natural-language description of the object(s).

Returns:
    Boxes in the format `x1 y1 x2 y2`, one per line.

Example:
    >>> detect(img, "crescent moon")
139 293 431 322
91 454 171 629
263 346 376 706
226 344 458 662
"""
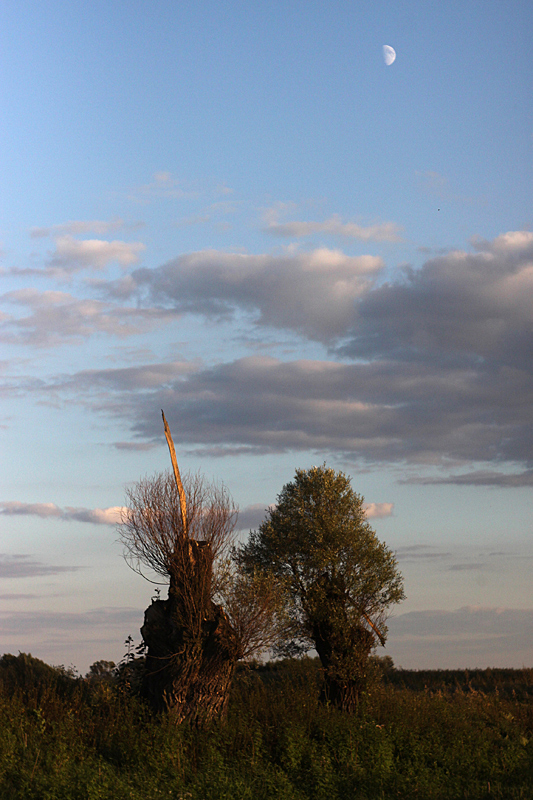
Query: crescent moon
383 45 396 66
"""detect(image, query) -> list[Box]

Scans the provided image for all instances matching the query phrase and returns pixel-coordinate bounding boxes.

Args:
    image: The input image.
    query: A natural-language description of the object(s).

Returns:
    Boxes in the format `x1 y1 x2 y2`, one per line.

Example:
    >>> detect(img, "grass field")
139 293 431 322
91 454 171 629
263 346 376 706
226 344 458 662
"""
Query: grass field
0 652 532 799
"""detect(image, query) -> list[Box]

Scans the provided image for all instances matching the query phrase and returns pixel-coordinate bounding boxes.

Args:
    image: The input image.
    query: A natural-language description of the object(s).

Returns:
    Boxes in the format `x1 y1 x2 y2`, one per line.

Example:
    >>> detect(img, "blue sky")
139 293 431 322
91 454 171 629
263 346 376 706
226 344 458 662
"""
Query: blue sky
0 0 532 673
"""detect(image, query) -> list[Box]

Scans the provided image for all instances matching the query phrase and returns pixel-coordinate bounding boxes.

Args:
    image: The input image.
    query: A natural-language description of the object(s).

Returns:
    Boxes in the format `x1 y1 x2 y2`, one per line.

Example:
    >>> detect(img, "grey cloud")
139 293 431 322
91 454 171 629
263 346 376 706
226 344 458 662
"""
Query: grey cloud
0 554 82 579
0 606 141 636
235 503 274 531
121 248 383 341
341 230 533 370
112 441 159 451
57 361 194 392
395 545 452 561
17 230 531 469
0 594 43 600
389 606 533 640
44 352 533 467
386 606 533 668
110 231 533 371
448 563 484 571
0 502 126 526
0 502 62 518
401 470 533 487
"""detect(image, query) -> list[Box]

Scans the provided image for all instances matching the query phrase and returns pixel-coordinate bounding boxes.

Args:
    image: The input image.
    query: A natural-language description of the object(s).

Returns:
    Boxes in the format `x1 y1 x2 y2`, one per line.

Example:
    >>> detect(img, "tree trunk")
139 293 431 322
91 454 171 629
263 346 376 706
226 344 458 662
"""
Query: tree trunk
140 540 242 725
314 622 374 712
308 573 375 713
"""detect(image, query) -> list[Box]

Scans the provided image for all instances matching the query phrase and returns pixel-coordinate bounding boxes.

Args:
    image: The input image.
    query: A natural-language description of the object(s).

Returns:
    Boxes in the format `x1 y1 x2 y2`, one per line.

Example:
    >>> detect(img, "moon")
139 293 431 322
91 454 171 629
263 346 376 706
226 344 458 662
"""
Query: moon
383 45 396 66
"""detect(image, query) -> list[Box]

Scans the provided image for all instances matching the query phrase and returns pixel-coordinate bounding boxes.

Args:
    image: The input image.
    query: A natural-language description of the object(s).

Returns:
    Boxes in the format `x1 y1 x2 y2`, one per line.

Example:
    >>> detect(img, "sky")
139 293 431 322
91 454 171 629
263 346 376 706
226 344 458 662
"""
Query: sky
0 0 532 674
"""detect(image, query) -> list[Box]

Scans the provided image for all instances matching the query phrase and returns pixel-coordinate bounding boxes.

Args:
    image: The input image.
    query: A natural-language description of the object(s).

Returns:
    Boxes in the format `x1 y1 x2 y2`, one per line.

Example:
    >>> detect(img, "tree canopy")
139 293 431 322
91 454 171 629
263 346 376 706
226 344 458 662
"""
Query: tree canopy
238 464 405 709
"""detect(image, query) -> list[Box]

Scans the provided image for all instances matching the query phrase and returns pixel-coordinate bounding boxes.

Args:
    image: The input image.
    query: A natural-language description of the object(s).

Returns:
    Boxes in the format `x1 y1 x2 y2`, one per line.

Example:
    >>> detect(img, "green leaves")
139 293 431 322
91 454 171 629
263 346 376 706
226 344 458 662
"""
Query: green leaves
237 464 405 708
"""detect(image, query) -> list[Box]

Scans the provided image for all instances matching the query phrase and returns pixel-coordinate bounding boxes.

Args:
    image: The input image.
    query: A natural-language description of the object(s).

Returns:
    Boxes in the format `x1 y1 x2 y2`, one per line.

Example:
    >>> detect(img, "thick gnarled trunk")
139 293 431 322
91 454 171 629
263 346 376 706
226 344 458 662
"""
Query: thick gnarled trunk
140 539 242 725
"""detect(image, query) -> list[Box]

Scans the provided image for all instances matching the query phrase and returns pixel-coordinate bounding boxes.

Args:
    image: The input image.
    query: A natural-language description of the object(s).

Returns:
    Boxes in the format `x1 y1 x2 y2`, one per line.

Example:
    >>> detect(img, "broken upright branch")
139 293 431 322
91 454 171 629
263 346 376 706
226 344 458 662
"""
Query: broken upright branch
161 409 188 538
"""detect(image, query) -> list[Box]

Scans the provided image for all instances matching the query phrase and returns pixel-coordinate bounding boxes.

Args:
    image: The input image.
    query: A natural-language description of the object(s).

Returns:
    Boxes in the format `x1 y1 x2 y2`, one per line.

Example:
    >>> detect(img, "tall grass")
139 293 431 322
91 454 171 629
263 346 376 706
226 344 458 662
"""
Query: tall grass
0 653 531 799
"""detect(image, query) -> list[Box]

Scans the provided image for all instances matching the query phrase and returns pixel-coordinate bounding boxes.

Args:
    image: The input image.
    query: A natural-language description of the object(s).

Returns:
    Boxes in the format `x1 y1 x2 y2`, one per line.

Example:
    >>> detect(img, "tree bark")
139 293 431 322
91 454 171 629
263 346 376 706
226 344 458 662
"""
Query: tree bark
140 540 243 724
308 573 375 713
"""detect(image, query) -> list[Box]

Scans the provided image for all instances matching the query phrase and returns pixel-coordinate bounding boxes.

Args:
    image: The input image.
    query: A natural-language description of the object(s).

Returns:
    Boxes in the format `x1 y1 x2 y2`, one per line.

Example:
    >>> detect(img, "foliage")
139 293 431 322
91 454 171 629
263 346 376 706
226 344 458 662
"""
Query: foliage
120 469 237 588
221 566 292 661
237 465 405 707
86 660 116 683
0 652 532 799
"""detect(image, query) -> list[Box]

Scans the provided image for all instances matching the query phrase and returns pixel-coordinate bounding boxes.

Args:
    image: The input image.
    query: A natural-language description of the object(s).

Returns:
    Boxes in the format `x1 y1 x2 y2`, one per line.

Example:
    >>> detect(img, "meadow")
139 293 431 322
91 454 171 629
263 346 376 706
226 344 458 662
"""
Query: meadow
0 652 532 799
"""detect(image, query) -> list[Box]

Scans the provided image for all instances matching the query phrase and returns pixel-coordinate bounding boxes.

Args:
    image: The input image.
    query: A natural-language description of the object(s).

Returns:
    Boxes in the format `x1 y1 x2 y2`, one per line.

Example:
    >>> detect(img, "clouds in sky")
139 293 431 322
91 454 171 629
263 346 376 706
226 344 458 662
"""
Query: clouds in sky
0 607 144 673
0 289 167 346
0 554 82 579
0 502 126 526
387 606 533 669
38 348 530 470
30 218 134 239
235 501 393 531
386 606 533 669
48 236 145 274
3 229 529 478
122 248 383 341
342 230 533 369
263 211 403 242
102 230 533 370
400 470 533 487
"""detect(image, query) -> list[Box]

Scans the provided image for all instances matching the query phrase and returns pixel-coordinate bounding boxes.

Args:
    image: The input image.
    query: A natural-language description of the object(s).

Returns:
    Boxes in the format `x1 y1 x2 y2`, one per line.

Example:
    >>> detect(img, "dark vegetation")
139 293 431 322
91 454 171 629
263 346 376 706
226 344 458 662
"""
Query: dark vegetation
1 651 532 799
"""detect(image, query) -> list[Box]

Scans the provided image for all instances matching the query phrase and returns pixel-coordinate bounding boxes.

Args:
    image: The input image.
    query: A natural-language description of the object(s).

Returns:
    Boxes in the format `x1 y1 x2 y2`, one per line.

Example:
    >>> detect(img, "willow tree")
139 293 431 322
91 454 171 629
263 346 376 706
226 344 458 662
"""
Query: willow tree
237 464 405 712
119 412 284 724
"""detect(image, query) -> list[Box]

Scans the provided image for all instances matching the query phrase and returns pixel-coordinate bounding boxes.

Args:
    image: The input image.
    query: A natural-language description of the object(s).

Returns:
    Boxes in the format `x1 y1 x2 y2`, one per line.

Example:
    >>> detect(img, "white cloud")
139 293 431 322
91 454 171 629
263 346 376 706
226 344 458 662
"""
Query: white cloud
363 502 394 518
263 212 403 242
48 236 145 273
65 506 126 525
0 288 167 346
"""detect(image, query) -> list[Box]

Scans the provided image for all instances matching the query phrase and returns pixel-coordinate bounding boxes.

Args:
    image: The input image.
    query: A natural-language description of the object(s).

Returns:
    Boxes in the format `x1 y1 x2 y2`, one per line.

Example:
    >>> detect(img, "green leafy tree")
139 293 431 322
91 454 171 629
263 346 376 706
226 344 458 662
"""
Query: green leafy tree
238 464 405 711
